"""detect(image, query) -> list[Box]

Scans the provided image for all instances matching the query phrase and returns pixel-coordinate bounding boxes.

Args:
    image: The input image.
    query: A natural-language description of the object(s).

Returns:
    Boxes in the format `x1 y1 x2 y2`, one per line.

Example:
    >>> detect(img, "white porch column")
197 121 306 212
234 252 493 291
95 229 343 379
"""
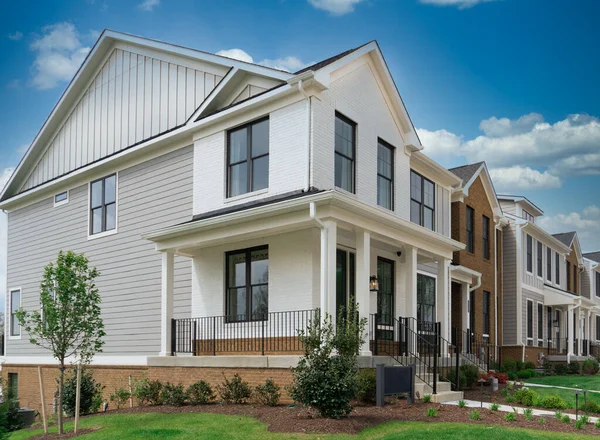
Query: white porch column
567 306 574 360
355 229 371 356
404 246 418 320
437 257 450 342
461 283 470 333
160 251 175 356
320 220 337 325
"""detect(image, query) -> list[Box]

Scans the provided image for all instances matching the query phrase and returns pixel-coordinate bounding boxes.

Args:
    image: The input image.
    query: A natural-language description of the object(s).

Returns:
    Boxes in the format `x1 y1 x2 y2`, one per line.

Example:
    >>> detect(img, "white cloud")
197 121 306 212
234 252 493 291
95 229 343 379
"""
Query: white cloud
216 49 307 73
30 23 91 90
538 206 600 252
0 168 14 311
488 166 561 191
8 31 23 41
419 0 500 9
417 128 464 160
479 113 544 138
139 0 160 11
308 0 365 15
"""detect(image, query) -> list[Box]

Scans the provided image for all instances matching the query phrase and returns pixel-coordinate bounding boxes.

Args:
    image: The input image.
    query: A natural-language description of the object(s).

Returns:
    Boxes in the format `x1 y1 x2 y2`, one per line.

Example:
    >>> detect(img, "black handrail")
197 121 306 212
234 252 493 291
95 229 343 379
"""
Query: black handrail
171 309 317 356
452 327 499 371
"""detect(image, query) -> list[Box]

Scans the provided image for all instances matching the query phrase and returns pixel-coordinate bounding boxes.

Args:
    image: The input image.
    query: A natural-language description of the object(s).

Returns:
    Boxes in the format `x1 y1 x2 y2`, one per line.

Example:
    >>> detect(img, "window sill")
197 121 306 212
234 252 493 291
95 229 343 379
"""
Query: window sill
225 188 269 204
8 335 22 341
88 228 118 241
334 187 357 198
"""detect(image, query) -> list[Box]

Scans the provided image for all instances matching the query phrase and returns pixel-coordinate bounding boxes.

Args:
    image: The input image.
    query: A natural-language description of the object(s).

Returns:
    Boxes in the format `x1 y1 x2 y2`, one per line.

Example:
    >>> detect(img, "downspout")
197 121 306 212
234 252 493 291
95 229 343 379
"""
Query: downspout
298 80 312 192
469 273 482 293
310 202 327 325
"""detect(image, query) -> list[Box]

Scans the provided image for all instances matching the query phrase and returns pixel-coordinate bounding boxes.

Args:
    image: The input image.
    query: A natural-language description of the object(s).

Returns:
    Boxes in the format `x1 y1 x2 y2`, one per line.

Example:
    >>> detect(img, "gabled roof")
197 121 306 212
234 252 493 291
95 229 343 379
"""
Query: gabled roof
552 232 576 248
449 162 485 185
449 161 502 219
497 194 544 217
583 251 600 263
294 45 365 75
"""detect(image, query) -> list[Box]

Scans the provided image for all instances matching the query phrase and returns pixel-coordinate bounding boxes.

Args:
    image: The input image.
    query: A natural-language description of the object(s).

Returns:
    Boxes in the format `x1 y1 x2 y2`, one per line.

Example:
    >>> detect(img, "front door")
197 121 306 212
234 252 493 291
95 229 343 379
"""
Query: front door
417 273 436 334
377 258 394 339
336 249 355 318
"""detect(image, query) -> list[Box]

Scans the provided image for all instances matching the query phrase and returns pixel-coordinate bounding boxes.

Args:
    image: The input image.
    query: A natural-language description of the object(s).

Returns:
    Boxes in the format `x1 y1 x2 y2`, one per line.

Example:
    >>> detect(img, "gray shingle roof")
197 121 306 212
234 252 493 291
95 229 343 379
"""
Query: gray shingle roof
552 232 576 248
448 162 484 185
583 251 600 263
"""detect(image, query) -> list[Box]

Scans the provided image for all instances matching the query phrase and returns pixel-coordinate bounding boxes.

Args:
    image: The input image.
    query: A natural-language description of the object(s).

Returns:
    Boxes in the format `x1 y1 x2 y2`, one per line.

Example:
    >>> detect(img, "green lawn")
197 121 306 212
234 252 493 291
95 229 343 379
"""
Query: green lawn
9 413 598 440
525 375 600 390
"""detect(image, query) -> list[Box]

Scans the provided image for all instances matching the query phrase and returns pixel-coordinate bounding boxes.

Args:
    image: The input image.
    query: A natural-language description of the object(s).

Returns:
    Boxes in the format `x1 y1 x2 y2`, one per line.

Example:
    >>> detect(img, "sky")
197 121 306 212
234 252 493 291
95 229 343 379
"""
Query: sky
0 0 599 306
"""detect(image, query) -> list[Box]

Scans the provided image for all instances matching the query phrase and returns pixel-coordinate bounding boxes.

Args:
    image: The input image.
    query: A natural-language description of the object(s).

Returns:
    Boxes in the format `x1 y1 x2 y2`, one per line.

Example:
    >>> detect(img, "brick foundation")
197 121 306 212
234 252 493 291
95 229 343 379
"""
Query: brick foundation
500 345 547 364
2 363 295 414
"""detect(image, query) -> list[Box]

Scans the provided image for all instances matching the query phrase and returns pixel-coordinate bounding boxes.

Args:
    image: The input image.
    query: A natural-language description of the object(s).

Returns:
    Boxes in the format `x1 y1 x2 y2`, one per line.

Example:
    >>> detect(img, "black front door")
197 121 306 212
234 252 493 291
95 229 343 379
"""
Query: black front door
336 249 355 318
377 258 394 325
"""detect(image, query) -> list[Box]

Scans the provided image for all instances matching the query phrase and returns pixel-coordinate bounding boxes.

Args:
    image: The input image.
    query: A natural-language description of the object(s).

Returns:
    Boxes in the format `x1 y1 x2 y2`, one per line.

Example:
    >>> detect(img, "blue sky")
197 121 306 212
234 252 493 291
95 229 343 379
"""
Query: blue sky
0 0 599 301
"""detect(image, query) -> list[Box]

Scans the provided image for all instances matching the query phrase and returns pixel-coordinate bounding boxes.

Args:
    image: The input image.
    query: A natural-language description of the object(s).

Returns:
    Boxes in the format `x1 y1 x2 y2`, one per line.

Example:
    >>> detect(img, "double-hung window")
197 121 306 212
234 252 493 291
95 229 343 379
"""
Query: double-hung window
596 315 600 340
482 291 490 336
556 253 560 285
90 174 116 235
526 300 533 345
334 113 356 193
466 206 474 253
596 272 600 298
410 171 435 231
526 235 533 273
537 303 543 346
567 261 571 291
573 265 577 294
482 215 490 259
547 247 552 282
226 246 269 322
537 241 543 278
377 139 394 210
10 289 21 337
227 117 269 197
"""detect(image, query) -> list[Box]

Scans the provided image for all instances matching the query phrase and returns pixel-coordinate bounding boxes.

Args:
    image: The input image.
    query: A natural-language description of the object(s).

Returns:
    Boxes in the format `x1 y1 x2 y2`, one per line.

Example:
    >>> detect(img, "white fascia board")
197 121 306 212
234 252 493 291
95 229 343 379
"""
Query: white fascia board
462 163 502 219
520 222 572 255
450 264 482 285
411 151 462 189
188 66 238 122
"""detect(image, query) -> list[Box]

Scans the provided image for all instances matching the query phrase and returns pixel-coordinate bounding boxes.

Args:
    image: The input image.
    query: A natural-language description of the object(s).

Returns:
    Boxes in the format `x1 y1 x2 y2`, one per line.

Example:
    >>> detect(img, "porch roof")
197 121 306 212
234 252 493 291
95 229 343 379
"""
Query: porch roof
143 190 465 258
543 283 580 306
450 264 481 285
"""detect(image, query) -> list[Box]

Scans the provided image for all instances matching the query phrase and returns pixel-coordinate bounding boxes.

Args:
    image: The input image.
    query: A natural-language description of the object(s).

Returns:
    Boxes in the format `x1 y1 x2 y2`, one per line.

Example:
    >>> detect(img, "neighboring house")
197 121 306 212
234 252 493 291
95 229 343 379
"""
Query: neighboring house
499 196 589 363
582 252 600 357
447 162 504 366
1 31 465 409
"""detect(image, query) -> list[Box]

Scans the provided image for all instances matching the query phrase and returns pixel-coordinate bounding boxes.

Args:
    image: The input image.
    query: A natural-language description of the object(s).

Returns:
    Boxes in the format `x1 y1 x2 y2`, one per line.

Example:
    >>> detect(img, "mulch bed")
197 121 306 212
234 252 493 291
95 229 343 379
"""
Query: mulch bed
24 428 99 440
29 398 595 436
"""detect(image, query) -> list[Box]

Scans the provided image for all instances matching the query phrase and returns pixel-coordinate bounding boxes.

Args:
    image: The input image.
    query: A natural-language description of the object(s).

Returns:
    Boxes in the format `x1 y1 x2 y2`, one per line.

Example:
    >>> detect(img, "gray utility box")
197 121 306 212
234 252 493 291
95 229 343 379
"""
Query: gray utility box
376 364 416 407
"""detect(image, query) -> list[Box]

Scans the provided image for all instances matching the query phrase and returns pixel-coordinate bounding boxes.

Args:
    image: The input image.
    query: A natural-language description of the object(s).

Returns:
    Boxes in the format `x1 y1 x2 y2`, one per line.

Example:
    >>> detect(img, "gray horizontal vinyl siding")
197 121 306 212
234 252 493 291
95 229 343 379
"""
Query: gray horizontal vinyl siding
502 222 518 345
7 146 193 358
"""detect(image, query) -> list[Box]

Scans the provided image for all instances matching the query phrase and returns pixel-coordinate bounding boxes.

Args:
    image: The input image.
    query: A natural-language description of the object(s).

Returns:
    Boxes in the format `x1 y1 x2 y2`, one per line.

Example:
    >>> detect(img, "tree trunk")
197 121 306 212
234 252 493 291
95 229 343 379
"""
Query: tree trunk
58 363 64 434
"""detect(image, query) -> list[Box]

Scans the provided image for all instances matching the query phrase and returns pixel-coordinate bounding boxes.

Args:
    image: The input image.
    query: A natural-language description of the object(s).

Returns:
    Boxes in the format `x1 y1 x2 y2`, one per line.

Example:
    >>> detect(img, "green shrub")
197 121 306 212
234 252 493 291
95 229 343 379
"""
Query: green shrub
502 360 517 373
543 362 555 376
553 363 568 376
290 306 367 419
109 388 131 409
514 388 538 406
568 361 581 375
507 372 517 381
161 383 187 406
595 419 600 429
470 410 480 421
458 400 466 408
580 415 590 424
538 417 545 424
423 394 432 403
555 411 563 419
490 403 499 411
523 408 533 421
539 394 567 409
253 379 280 406
60 368 104 416
186 381 215 405
581 400 600 413
515 361 524 371
459 365 479 389
217 374 251 404
134 379 163 406
582 358 600 375
516 369 535 380
505 413 516 422
523 361 536 370
505 395 515 403
561 414 571 423
427 408 438 417
0 383 23 434
354 369 376 403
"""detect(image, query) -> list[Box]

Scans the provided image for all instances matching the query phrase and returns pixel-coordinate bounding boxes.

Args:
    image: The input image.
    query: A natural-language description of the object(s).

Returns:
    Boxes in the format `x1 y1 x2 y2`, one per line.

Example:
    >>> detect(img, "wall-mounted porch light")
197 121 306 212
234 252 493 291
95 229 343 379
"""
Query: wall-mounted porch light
369 276 379 292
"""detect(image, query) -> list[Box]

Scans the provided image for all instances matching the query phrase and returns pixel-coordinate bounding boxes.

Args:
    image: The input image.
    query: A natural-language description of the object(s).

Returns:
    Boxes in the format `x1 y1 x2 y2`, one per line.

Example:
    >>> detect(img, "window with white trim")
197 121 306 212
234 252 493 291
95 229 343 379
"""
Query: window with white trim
10 289 21 337
555 252 560 284
596 315 600 341
537 241 543 277
526 235 533 273
526 300 533 345
54 191 68 206
546 247 552 282
410 171 435 231
90 174 116 235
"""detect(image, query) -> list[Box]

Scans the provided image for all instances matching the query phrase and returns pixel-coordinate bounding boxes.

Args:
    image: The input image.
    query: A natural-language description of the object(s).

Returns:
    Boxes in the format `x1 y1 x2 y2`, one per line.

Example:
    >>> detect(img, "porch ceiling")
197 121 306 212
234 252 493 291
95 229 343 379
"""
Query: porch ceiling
543 284 579 306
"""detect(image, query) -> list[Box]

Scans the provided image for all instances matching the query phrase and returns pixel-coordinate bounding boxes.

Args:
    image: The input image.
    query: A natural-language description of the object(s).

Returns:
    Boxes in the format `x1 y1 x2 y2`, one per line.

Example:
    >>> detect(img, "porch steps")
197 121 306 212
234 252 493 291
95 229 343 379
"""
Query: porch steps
414 375 464 403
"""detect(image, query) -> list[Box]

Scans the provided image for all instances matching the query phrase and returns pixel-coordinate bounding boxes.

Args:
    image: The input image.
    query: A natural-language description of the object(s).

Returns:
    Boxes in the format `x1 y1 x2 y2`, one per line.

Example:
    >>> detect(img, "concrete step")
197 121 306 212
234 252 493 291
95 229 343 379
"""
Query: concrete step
431 390 464 403
415 380 453 395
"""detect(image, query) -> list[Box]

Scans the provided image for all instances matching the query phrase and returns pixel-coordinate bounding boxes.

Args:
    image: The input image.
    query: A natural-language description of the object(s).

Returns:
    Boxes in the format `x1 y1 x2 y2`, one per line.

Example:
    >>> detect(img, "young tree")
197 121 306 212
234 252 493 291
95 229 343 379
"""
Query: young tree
15 251 105 434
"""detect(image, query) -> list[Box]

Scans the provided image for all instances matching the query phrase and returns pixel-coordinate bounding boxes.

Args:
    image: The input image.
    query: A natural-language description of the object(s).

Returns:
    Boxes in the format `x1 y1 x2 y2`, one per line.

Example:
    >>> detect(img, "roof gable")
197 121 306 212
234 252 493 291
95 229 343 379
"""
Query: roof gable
583 251 600 263
449 162 501 219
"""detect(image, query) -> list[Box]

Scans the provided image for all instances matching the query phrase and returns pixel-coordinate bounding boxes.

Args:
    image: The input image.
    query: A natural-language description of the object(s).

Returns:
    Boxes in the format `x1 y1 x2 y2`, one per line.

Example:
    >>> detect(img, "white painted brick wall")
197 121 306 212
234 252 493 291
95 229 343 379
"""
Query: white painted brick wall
193 100 308 215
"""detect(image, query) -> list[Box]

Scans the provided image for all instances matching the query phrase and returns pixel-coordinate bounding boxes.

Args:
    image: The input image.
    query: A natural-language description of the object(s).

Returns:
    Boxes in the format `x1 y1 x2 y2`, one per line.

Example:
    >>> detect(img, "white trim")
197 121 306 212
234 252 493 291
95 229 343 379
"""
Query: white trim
8 287 22 340
87 172 119 241
4 355 149 366
53 190 69 207
526 298 534 342
536 300 544 343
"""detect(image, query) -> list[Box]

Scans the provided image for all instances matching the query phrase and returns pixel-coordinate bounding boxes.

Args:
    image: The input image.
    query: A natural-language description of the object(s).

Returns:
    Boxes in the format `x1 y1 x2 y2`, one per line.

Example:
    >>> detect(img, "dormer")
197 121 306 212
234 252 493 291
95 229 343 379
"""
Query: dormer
497 195 543 224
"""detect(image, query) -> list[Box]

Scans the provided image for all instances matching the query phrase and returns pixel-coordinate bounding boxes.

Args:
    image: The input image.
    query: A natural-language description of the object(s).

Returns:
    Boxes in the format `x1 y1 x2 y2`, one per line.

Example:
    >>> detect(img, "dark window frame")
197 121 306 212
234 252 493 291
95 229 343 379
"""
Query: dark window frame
556 253 560 285
527 300 533 342
597 315 600 341
7 373 18 399
596 272 600 298
410 170 436 231
9 288 21 337
226 116 270 198
482 291 490 336
537 302 543 341
547 306 552 342
482 215 490 260
376 138 394 211
54 191 68 205
567 261 571 291
573 264 577 294
225 245 269 323
377 257 395 326
417 273 436 331
537 241 543 278
547 247 552 282
89 174 117 235
526 235 533 273
466 206 475 253
334 112 356 194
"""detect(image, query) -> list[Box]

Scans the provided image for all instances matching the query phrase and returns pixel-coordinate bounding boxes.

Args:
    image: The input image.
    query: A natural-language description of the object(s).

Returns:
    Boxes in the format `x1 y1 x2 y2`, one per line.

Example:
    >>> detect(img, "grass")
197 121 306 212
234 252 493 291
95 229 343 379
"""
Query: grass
9 412 600 440
524 375 600 390
527 385 600 410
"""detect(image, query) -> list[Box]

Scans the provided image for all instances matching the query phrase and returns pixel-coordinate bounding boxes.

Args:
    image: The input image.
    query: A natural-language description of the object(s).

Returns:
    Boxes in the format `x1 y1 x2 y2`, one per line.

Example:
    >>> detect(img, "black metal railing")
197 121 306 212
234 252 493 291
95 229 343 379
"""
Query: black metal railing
591 343 600 359
171 309 317 356
547 338 568 356
452 327 499 371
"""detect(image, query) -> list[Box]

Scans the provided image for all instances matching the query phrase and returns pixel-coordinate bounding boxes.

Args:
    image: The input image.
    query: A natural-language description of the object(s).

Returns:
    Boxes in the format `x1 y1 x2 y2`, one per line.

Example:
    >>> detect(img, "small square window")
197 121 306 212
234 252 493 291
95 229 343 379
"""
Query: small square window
54 191 68 206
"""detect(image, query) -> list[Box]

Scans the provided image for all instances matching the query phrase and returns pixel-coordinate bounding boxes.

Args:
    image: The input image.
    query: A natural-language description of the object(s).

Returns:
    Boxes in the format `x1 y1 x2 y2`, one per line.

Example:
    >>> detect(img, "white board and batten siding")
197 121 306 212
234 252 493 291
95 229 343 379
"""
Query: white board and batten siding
20 48 226 193
7 147 193 357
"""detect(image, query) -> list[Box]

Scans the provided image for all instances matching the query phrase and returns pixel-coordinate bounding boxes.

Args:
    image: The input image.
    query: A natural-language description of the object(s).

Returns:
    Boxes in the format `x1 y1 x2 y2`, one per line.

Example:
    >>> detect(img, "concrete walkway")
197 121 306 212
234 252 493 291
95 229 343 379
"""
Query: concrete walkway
521 381 600 394
443 399 599 423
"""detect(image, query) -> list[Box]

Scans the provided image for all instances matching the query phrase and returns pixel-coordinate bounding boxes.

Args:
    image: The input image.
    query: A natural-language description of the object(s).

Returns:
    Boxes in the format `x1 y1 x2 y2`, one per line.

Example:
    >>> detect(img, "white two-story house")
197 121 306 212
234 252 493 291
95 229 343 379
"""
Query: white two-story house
2 31 465 409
